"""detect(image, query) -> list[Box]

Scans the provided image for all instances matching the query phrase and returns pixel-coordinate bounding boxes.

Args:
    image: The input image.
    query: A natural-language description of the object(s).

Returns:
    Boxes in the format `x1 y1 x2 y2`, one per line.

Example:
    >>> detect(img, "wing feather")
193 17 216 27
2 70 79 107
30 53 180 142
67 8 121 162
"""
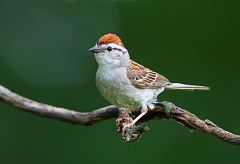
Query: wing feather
127 61 170 89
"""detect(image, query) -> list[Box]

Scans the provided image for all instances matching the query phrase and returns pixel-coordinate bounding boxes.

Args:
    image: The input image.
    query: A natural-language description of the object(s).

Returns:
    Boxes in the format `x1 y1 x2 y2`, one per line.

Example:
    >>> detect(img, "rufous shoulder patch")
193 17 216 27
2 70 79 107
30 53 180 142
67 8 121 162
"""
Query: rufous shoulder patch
98 33 124 47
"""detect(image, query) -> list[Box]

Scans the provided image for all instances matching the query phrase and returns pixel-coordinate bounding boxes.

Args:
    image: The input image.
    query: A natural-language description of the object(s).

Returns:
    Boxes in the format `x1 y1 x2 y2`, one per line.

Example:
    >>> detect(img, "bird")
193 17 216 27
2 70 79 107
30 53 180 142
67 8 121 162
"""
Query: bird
89 33 209 130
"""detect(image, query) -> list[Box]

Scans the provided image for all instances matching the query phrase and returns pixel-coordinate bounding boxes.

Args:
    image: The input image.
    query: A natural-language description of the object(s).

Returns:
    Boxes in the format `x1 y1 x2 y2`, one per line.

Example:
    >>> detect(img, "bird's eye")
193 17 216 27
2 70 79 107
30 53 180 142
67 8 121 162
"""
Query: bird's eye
96 41 100 46
107 46 112 51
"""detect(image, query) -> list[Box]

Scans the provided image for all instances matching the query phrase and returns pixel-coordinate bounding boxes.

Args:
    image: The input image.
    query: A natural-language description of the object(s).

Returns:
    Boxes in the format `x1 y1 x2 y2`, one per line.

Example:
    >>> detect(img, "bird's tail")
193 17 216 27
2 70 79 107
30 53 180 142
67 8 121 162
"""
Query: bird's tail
164 83 210 91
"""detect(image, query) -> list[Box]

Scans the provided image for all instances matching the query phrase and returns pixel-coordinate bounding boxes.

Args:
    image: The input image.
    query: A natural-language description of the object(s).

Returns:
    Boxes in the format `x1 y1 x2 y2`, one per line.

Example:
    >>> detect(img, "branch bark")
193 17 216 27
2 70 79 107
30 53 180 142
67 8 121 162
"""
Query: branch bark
0 84 239 146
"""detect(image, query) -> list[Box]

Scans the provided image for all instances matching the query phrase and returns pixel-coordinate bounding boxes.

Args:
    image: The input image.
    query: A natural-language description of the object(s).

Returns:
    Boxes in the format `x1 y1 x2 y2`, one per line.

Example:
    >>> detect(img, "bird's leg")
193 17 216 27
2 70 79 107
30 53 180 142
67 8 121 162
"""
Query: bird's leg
131 109 147 125
122 108 148 132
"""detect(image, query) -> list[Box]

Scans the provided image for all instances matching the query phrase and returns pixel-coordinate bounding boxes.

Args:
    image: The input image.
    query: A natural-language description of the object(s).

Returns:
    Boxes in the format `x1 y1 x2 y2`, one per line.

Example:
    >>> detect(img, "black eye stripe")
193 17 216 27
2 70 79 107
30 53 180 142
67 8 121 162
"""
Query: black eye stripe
105 47 125 53
113 48 123 52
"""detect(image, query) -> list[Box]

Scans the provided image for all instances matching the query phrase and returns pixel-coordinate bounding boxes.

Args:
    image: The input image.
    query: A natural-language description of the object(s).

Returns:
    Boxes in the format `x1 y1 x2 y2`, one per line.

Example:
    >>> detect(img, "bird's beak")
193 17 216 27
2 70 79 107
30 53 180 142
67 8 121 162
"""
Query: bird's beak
88 45 101 53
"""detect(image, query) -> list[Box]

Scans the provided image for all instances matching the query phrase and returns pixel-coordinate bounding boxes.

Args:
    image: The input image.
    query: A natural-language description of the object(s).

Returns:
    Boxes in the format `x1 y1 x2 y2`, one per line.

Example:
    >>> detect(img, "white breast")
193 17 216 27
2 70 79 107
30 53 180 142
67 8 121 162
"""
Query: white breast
96 65 164 109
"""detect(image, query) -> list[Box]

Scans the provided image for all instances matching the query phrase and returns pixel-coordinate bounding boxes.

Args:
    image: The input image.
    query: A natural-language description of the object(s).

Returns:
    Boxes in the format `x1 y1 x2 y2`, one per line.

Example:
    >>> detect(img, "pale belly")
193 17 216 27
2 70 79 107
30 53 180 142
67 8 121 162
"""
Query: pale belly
96 66 163 109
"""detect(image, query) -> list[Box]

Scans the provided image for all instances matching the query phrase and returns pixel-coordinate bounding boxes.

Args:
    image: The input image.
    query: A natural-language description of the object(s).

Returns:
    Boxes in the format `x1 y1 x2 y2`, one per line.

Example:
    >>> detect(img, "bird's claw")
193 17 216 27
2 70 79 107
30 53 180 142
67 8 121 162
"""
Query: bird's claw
122 122 134 135
116 111 149 143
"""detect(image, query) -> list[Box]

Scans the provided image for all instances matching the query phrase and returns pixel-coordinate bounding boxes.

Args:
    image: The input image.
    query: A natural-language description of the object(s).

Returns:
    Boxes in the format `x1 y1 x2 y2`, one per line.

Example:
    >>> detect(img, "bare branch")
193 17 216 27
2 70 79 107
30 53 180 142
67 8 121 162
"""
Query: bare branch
0 84 239 146
0 85 119 125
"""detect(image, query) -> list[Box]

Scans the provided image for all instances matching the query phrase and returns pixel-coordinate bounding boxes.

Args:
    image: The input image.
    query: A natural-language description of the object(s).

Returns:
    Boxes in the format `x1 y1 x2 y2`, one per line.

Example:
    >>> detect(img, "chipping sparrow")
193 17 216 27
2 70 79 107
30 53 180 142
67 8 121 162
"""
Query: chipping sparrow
89 33 209 129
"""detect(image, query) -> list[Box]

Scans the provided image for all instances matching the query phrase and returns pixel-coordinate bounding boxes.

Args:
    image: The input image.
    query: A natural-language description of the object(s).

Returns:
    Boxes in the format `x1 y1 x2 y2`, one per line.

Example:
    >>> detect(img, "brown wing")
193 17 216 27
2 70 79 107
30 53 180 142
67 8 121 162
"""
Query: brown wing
127 60 170 89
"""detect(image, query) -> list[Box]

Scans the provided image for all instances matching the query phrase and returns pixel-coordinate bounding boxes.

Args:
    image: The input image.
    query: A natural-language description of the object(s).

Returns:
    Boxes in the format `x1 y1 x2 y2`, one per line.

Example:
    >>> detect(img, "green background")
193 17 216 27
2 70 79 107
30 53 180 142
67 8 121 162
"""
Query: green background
0 0 240 163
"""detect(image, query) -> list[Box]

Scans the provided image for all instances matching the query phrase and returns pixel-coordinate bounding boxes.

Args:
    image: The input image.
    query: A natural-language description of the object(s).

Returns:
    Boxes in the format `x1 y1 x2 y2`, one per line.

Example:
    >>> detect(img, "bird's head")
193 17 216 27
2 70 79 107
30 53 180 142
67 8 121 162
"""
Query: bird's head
89 33 130 67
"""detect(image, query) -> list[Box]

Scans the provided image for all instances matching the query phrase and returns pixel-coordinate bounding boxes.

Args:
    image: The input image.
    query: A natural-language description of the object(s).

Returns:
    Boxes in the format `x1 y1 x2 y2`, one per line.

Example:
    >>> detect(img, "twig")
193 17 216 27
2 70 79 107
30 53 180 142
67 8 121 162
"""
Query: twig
0 84 239 146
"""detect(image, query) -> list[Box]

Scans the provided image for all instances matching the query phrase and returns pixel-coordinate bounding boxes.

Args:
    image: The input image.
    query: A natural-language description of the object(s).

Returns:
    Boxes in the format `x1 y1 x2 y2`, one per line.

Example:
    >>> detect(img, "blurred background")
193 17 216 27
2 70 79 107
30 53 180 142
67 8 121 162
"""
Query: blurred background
0 0 240 163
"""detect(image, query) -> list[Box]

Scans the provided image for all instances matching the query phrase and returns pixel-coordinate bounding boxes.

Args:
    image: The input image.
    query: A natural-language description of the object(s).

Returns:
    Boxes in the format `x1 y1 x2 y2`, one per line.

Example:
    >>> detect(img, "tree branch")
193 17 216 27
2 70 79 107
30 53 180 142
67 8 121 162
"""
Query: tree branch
0 84 239 146
0 85 119 125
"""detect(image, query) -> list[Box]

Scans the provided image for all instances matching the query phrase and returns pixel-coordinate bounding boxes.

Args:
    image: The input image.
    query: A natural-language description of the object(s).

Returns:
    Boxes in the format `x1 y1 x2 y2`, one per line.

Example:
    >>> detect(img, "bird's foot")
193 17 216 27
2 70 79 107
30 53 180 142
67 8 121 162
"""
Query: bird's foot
160 101 175 118
122 123 149 143
116 112 133 133
116 112 149 143
122 122 135 134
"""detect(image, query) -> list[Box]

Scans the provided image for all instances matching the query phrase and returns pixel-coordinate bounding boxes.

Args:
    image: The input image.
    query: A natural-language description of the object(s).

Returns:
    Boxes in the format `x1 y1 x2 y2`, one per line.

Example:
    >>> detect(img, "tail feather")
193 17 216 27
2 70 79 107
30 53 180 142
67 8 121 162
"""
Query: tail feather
165 83 210 91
